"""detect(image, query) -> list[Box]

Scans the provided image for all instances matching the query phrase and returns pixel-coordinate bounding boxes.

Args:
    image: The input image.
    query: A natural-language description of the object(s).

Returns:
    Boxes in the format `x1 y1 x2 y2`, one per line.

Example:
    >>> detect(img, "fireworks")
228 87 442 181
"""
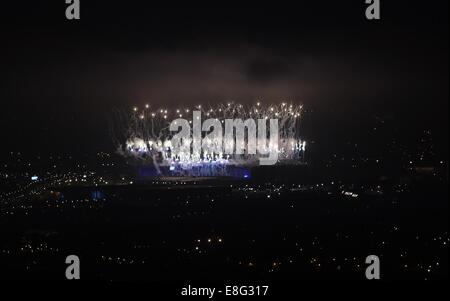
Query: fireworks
112 102 306 176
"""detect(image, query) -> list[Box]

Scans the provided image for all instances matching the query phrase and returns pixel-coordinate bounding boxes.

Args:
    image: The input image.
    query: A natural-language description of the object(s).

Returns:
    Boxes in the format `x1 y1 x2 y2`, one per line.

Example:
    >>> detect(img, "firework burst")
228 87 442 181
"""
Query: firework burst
112 102 306 176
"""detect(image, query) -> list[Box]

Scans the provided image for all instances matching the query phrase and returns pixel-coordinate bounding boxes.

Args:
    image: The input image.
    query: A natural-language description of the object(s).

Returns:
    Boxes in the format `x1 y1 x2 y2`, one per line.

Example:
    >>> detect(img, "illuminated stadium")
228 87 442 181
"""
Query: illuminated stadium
112 102 307 177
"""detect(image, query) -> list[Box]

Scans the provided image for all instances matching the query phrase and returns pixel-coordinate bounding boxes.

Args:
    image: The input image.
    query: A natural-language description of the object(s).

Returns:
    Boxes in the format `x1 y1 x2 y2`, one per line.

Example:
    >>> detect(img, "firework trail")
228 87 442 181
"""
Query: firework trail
111 102 306 176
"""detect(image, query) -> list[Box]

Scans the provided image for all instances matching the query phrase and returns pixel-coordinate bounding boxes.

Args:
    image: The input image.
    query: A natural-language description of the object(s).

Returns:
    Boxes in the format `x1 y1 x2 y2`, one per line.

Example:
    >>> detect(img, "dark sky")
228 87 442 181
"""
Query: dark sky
0 1 448 156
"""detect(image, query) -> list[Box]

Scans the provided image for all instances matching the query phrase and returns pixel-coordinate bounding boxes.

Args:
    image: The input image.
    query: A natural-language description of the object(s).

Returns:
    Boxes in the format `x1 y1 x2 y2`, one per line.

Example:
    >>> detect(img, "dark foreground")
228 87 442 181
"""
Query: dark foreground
0 175 448 281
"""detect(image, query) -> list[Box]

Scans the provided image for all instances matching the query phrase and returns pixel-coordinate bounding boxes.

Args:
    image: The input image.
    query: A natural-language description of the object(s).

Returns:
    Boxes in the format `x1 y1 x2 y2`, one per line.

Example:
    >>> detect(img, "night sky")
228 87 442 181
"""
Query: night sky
0 1 448 157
